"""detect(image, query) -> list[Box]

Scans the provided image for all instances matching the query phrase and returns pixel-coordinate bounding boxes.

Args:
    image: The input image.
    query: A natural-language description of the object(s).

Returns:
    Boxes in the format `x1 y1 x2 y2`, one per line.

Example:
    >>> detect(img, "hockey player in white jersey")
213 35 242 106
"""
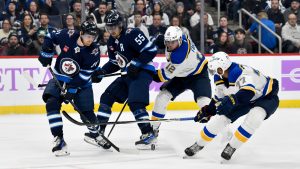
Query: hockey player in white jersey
184 52 279 160
151 26 212 138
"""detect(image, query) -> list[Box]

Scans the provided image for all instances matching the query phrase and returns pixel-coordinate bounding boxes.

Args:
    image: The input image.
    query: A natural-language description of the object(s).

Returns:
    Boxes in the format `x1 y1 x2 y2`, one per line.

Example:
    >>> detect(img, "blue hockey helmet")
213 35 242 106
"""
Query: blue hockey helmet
104 9 123 26
81 20 98 36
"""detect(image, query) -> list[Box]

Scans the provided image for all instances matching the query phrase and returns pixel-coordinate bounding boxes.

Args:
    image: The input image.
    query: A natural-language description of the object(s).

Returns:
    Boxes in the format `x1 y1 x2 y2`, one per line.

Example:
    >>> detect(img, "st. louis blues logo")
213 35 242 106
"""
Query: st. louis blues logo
115 51 128 68
59 58 80 76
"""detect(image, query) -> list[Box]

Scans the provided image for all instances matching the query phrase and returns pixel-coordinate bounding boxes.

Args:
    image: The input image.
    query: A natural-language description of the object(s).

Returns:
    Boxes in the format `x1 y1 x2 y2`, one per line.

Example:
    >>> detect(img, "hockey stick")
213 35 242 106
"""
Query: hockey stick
107 100 128 137
62 111 194 126
101 71 127 78
23 70 47 87
47 65 120 152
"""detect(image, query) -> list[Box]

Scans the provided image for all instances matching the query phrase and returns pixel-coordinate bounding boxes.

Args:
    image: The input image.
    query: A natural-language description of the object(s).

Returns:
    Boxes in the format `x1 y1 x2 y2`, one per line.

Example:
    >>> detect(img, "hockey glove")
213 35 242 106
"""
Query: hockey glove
216 94 237 116
194 105 215 123
127 60 141 79
38 51 54 67
91 68 106 83
63 88 77 102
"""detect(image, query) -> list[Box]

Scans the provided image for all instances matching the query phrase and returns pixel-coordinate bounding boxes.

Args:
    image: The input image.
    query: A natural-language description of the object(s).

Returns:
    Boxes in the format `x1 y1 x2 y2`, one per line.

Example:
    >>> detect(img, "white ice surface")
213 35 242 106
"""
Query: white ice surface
0 109 299 169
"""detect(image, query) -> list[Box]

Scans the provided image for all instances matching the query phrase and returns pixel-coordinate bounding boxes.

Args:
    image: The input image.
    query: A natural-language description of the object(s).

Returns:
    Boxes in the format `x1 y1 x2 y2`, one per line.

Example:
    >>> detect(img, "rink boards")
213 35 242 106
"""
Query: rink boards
0 54 299 114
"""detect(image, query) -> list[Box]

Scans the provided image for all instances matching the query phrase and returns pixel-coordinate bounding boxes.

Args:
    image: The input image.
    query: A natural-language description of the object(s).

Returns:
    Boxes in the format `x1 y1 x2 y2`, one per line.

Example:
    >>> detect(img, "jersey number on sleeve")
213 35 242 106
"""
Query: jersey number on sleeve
135 34 146 45
166 63 176 73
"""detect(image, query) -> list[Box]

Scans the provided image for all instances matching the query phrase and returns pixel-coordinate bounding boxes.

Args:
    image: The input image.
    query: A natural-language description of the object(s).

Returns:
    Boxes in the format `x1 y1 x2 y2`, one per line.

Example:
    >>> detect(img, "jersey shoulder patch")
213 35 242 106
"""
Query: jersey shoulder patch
228 62 243 84
170 35 190 64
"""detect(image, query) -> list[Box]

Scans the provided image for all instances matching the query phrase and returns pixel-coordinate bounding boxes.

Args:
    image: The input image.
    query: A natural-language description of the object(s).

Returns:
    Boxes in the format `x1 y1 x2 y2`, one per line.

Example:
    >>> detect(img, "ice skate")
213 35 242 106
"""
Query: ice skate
52 136 70 157
184 142 203 157
221 143 236 160
84 133 111 149
135 131 157 150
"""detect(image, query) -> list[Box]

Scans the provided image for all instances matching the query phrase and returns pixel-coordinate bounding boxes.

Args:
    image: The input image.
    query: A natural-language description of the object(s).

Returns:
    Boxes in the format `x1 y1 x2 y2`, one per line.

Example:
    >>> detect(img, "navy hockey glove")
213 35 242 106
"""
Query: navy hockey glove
91 68 106 83
63 88 77 102
216 95 237 116
38 51 54 67
127 60 141 78
194 105 215 123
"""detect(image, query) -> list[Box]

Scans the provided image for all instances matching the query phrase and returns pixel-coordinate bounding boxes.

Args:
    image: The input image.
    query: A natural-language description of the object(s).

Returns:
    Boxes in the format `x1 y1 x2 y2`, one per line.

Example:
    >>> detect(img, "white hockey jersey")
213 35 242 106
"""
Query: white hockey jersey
213 62 274 102
157 35 208 82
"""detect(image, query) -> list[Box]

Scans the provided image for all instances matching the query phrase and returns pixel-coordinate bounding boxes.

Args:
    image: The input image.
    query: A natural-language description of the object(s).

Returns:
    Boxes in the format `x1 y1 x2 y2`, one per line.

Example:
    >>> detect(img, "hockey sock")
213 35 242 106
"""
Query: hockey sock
230 107 266 149
97 103 112 131
151 90 172 129
82 110 100 137
197 115 231 146
46 97 63 137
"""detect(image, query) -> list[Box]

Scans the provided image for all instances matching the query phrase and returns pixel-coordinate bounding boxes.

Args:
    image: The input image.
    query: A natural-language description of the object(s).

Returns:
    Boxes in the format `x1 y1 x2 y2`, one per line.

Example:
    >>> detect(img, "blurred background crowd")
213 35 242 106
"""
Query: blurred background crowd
0 0 299 56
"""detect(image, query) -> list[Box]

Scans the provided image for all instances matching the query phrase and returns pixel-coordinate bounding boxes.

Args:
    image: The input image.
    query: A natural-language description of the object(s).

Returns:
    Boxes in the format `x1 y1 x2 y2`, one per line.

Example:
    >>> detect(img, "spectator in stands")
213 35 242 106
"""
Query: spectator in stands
128 0 150 26
63 13 79 30
24 0 40 28
264 0 286 13
0 1 22 24
174 1 191 29
208 31 234 54
247 11 277 52
190 1 214 28
114 0 134 17
232 28 253 54
160 0 177 18
213 16 235 44
0 19 12 44
283 0 300 24
70 0 83 29
91 2 107 35
128 11 150 39
170 15 190 38
227 0 242 22
19 14 37 47
190 13 214 52
27 29 46 55
281 13 300 52
99 31 110 55
37 13 56 35
266 0 285 35
148 13 167 54
0 32 27 55
40 0 59 15
147 1 170 26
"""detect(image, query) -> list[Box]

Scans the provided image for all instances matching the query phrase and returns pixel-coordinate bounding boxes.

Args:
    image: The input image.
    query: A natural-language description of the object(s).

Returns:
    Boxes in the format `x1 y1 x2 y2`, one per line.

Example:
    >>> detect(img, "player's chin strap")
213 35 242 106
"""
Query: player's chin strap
46 65 121 152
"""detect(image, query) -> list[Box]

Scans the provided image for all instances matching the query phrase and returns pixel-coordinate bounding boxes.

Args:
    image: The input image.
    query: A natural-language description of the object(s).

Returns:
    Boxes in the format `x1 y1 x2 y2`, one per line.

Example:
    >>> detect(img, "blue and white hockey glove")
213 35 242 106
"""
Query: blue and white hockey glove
63 88 77 102
216 94 237 116
194 105 215 123
127 60 141 78
38 51 54 67
91 67 106 83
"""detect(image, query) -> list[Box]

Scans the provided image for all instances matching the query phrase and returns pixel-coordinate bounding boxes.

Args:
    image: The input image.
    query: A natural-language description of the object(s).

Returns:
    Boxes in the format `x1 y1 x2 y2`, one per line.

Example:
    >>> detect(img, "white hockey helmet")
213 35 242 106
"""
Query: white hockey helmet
208 51 232 76
164 26 183 46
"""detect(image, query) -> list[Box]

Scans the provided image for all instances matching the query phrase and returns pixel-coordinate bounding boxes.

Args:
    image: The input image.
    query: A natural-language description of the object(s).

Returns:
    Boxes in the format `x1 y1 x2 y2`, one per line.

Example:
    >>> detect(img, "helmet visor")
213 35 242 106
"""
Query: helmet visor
81 34 96 41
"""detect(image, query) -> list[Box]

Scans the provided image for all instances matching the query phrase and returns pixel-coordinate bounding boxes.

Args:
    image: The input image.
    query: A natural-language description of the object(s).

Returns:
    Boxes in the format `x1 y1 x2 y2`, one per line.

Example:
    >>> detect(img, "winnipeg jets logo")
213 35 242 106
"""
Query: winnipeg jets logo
115 52 128 68
68 29 75 37
59 58 80 76
74 46 80 53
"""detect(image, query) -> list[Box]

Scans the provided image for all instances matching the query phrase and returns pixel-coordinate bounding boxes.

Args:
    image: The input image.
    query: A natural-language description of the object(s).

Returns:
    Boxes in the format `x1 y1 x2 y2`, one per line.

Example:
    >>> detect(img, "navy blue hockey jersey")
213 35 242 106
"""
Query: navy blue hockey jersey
41 29 100 88
102 28 157 73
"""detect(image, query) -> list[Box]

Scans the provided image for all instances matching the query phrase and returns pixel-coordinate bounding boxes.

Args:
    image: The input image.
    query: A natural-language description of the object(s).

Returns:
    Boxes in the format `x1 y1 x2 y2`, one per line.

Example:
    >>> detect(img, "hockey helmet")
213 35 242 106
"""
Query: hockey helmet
105 9 123 26
208 52 232 76
164 26 183 46
81 20 98 36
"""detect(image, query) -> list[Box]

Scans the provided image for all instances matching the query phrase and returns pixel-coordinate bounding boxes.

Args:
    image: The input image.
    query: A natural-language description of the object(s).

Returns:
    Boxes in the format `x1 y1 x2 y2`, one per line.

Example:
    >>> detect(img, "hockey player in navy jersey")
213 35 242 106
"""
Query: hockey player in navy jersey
151 26 211 138
184 52 279 160
90 10 158 149
38 20 103 156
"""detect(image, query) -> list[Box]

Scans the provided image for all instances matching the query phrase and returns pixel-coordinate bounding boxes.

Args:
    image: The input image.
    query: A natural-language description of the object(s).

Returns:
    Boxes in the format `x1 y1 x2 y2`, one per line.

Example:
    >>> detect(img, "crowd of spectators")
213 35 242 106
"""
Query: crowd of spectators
0 0 299 56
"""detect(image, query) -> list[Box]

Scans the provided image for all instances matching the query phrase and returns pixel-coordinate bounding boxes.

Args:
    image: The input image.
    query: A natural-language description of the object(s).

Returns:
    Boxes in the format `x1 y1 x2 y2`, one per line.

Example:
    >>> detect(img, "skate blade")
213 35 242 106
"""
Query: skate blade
84 137 113 152
54 150 70 157
182 155 199 159
135 143 156 150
